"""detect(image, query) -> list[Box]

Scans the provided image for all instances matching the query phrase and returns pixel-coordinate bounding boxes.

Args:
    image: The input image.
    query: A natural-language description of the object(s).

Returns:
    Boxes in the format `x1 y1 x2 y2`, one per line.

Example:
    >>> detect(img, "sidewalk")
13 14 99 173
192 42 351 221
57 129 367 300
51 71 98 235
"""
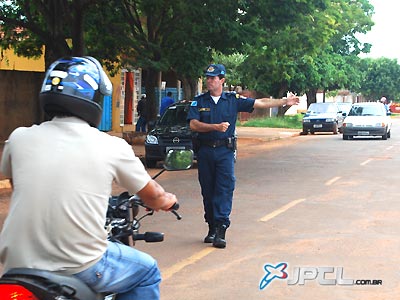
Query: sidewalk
0 127 300 187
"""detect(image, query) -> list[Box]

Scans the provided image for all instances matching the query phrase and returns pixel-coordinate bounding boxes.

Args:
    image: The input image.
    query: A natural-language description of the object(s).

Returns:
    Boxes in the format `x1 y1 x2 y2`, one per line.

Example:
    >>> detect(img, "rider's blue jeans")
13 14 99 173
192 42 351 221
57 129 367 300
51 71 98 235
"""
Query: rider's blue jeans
74 242 161 300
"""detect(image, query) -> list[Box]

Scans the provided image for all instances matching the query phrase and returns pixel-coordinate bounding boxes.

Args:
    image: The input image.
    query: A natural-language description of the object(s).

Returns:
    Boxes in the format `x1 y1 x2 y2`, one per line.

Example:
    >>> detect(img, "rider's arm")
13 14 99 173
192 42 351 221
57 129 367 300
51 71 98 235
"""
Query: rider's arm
136 179 178 212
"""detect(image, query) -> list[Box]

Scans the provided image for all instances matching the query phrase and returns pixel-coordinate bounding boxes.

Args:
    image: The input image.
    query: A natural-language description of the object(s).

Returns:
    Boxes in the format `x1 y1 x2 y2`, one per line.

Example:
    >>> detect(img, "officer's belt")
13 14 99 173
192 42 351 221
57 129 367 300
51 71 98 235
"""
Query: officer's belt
200 139 227 148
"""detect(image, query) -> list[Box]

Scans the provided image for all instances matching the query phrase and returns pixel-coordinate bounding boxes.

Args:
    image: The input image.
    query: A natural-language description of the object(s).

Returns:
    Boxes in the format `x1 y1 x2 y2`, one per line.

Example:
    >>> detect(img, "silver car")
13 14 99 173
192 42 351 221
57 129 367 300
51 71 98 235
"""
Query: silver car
342 102 392 140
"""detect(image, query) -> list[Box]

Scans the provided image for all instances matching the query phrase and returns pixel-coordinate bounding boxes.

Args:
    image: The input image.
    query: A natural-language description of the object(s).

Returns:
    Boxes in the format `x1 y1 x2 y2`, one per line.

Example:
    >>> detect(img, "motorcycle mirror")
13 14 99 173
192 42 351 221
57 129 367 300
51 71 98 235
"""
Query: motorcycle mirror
163 149 193 171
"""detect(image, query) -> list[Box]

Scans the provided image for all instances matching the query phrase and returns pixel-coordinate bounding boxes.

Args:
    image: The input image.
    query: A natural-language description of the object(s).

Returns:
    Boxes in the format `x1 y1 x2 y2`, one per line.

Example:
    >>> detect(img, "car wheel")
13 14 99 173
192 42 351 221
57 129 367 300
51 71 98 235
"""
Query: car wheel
310 130 315 135
387 130 391 138
343 135 349 140
145 158 157 168
301 127 308 135
382 132 388 140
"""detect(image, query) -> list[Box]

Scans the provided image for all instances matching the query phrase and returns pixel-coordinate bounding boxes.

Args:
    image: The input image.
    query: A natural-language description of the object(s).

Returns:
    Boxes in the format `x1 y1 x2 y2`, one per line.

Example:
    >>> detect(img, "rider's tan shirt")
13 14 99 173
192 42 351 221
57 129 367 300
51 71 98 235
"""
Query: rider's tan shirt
0 117 151 274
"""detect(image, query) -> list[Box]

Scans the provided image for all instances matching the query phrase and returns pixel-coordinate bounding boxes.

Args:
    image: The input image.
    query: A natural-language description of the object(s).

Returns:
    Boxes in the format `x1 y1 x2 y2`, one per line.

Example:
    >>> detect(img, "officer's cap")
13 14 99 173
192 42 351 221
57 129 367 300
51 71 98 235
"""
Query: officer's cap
205 64 226 77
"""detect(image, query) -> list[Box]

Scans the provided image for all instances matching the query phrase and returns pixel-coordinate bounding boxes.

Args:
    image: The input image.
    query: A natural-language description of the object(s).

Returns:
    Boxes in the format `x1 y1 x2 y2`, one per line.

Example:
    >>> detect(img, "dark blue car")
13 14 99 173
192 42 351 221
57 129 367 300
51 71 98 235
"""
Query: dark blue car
301 102 344 135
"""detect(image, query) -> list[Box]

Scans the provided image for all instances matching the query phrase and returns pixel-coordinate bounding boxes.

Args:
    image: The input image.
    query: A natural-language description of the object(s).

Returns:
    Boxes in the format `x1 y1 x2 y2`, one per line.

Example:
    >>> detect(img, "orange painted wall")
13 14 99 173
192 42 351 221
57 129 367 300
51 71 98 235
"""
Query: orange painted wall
0 49 125 132
0 50 45 72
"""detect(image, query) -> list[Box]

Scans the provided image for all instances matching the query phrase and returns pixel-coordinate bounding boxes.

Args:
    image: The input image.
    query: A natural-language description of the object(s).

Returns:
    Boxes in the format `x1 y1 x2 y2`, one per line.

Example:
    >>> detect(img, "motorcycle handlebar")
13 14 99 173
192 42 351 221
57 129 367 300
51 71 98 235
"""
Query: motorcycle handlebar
169 202 182 220
127 195 182 220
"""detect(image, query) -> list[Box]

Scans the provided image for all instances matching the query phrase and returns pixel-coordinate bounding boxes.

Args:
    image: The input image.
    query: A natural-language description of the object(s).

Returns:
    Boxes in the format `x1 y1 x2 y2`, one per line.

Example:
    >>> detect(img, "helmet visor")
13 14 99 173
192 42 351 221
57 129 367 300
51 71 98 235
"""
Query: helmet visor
41 57 102 103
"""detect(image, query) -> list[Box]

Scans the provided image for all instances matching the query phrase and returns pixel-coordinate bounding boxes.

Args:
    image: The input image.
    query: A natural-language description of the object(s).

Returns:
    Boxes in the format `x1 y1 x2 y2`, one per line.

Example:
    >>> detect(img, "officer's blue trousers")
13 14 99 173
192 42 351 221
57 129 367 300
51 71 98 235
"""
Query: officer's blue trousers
197 145 235 228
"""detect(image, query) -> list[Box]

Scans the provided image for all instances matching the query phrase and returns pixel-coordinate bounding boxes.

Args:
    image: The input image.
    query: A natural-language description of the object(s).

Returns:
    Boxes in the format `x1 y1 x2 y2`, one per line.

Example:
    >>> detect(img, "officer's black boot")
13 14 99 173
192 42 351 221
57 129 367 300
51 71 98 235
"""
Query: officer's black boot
213 224 227 249
204 224 216 243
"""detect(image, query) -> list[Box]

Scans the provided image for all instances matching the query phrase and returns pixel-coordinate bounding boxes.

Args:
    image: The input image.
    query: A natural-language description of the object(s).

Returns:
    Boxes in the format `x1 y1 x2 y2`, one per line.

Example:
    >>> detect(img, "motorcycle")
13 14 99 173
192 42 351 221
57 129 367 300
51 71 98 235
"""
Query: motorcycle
0 149 194 300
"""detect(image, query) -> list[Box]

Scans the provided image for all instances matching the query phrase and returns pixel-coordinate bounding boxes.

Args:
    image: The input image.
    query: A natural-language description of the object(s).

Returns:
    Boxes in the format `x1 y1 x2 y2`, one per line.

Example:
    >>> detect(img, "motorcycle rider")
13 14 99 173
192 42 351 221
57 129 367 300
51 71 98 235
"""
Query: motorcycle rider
0 56 178 299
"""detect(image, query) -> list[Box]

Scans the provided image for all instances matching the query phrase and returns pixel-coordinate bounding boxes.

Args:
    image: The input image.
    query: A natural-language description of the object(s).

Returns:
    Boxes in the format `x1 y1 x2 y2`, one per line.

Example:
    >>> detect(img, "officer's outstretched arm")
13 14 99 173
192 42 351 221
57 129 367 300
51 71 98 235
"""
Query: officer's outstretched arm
254 93 299 109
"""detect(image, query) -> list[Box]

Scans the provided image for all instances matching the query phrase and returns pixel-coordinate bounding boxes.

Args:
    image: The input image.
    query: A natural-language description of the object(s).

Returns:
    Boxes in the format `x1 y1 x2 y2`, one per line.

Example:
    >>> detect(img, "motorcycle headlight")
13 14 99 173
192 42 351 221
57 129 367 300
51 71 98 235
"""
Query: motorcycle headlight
146 135 158 144
303 119 310 123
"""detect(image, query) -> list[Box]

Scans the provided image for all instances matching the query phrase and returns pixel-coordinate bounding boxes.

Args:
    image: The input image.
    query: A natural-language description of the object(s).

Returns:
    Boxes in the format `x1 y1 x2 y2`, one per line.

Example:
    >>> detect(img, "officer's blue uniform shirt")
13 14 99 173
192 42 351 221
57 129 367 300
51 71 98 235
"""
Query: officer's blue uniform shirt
187 91 255 141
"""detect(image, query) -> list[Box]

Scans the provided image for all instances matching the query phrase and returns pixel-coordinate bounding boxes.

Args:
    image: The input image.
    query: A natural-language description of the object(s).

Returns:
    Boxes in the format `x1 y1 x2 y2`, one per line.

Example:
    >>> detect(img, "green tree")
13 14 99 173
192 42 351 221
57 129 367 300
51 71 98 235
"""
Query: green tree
0 0 108 67
358 57 400 101
0 0 250 122
105 0 252 121
237 0 373 109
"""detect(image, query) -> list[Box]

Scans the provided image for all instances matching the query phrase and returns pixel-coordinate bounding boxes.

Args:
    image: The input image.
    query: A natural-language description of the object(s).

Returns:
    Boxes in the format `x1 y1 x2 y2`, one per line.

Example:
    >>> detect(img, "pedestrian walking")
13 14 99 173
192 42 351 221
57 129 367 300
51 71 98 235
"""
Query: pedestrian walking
136 94 148 132
160 91 175 116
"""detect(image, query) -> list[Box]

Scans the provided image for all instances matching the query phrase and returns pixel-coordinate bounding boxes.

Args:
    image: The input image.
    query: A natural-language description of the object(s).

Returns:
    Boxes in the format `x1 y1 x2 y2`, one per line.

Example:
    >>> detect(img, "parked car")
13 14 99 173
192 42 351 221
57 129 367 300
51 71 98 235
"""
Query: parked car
145 100 196 168
342 102 392 140
301 102 344 135
144 100 238 168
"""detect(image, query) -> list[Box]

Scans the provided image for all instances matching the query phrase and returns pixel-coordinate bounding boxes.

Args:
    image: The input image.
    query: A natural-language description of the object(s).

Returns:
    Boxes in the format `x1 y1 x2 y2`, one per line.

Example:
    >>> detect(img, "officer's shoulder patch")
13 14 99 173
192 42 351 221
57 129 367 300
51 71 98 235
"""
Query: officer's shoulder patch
191 101 197 106
236 93 247 99
195 92 206 98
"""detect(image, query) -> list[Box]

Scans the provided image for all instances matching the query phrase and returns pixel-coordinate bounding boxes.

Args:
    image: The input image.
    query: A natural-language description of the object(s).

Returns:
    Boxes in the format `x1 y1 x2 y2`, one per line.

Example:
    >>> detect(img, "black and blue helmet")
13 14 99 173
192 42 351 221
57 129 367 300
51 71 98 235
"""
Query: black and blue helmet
39 56 112 127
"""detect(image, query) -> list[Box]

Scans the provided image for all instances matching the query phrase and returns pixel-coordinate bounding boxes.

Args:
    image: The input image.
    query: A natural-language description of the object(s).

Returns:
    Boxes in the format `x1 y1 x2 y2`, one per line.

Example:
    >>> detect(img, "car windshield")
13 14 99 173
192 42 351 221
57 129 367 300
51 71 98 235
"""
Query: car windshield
348 105 385 117
159 104 189 126
307 103 337 113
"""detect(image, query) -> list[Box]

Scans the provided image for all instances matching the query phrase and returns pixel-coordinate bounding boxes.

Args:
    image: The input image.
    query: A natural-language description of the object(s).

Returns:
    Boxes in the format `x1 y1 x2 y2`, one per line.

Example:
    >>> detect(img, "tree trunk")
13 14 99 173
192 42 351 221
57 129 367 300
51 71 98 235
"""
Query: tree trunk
306 88 318 107
277 82 289 116
144 68 159 126
71 1 85 56
181 77 198 100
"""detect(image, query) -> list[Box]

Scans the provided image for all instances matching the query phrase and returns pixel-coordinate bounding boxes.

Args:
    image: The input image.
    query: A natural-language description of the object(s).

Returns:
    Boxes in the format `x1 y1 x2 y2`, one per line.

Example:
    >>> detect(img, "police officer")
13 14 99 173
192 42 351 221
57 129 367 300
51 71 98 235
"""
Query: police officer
187 64 299 248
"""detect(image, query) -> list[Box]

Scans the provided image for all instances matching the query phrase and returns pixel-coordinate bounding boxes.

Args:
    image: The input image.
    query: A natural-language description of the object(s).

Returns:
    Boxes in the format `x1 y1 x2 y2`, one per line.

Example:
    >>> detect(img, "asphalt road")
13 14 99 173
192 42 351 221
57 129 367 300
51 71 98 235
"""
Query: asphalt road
132 118 400 300
1 120 399 299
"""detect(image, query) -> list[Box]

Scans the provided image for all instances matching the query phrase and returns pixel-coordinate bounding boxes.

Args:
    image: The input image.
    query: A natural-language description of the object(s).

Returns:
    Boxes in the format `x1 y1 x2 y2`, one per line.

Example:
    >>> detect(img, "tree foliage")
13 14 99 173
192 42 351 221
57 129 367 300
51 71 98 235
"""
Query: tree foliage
237 0 374 104
3 0 400 115
358 57 400 101
0 0 106 67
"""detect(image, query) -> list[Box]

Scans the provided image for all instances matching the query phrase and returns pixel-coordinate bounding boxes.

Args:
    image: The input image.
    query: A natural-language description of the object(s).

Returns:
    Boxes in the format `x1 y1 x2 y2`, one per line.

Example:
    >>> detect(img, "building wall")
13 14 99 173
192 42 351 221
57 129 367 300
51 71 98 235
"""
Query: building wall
0 70 44 142
0 50 45 72
0 49 126 135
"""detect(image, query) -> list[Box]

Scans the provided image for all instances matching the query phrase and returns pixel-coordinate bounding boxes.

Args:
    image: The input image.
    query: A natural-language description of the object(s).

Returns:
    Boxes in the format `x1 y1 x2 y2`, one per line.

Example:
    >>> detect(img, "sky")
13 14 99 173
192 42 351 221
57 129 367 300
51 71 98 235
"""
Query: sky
359 0 400 61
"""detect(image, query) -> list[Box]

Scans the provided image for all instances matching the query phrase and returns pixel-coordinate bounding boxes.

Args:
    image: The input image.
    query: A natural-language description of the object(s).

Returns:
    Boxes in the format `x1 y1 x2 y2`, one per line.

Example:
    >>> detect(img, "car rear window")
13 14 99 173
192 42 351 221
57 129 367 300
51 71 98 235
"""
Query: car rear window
307 103 338 113
348 105 385 117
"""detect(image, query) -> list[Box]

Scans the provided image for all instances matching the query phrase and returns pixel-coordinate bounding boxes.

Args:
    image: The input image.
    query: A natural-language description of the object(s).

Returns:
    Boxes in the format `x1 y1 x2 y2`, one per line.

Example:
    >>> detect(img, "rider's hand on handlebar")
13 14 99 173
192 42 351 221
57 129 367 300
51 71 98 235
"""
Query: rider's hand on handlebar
159 192 178 212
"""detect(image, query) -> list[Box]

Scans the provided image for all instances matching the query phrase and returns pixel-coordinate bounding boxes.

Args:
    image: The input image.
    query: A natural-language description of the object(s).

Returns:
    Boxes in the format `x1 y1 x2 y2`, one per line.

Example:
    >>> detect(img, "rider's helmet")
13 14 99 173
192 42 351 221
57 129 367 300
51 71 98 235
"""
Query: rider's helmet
39 56 112 127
